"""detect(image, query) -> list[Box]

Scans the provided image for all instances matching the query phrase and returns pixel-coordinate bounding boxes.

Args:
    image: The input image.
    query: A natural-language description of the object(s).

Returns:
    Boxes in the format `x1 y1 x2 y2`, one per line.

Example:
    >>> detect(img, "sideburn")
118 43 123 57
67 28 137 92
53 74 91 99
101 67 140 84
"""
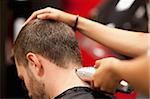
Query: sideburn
26 68 49 99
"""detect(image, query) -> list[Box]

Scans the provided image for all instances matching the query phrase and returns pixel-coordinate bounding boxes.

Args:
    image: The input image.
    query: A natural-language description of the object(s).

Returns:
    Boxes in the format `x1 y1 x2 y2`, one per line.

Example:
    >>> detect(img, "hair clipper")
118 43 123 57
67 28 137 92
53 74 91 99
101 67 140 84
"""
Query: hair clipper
75 67 133 94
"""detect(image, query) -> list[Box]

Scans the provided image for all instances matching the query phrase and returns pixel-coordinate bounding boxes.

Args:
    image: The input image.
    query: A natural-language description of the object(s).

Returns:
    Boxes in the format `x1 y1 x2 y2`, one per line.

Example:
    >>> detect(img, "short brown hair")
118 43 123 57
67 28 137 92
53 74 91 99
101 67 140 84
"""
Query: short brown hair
13 19 81 68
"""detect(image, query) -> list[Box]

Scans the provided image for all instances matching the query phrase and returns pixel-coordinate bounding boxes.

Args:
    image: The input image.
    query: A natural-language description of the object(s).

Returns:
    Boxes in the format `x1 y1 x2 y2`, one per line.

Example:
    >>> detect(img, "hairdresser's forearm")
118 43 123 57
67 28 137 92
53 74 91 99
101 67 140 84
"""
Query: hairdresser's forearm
115 55 149 95
76 16 148 57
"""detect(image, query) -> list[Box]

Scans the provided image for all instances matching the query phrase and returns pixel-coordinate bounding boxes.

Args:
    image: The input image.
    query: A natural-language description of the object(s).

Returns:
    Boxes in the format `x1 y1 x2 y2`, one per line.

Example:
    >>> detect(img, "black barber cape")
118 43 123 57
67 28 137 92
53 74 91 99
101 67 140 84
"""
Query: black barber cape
55 87 116 99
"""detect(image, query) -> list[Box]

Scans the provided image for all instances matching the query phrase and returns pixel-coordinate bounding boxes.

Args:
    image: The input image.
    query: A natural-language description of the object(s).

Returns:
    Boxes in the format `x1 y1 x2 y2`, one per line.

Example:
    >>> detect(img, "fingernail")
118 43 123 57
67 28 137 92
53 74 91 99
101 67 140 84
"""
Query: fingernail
37 15 42 18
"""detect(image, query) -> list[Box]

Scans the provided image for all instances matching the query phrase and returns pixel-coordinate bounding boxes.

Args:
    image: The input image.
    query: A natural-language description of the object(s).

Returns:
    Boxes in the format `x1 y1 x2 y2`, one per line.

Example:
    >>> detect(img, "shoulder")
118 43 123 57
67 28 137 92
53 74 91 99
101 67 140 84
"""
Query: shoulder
55 87 115 99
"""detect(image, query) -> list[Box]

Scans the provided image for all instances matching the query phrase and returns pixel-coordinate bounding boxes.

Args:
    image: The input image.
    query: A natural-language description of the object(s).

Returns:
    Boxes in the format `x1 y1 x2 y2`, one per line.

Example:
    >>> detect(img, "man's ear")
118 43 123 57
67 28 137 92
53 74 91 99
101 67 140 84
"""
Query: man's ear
26 52 44 77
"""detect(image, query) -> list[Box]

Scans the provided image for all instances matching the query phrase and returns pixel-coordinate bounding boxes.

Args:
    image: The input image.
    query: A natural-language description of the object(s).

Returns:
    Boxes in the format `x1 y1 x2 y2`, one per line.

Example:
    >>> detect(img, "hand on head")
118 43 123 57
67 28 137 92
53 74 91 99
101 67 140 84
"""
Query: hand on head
23 7 74 27
23 7 60 26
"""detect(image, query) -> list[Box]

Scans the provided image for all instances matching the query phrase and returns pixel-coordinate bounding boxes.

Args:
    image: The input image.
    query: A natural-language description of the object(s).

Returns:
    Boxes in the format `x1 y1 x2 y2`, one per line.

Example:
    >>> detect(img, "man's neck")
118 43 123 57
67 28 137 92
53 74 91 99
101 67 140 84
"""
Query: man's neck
46 66 90 99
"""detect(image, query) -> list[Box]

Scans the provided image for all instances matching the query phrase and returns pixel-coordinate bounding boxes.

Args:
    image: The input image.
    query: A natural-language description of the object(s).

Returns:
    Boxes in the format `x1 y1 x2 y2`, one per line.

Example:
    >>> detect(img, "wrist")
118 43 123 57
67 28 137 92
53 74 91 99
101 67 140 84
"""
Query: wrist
60 12 77 27
73 15 79 31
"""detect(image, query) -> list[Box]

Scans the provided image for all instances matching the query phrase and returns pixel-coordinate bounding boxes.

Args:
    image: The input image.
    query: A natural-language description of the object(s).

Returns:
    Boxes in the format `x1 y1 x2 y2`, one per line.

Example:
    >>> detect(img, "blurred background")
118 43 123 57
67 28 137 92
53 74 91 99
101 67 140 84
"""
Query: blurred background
0 0 149 99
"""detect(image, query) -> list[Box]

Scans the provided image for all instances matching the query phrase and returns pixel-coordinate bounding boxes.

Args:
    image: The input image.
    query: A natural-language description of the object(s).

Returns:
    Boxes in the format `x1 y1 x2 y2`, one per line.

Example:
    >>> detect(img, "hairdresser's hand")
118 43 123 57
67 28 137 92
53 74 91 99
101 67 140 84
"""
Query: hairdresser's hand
92 57 122 94
24 7 76 27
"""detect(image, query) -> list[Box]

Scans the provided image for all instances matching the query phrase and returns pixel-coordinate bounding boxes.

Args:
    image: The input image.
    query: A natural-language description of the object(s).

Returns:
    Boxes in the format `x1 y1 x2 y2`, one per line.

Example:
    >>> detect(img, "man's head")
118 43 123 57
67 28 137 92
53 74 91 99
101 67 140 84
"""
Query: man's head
13 19 82 99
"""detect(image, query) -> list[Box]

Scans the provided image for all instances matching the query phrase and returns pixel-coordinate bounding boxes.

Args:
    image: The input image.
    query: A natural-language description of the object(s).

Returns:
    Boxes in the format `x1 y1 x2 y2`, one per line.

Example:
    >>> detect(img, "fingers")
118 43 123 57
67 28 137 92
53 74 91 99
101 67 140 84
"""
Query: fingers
23 7 52 26
37 13 59 20
92 70 103 90
92 76 117 94
92 78 115 94
100 78 117 94
90 80 94 89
